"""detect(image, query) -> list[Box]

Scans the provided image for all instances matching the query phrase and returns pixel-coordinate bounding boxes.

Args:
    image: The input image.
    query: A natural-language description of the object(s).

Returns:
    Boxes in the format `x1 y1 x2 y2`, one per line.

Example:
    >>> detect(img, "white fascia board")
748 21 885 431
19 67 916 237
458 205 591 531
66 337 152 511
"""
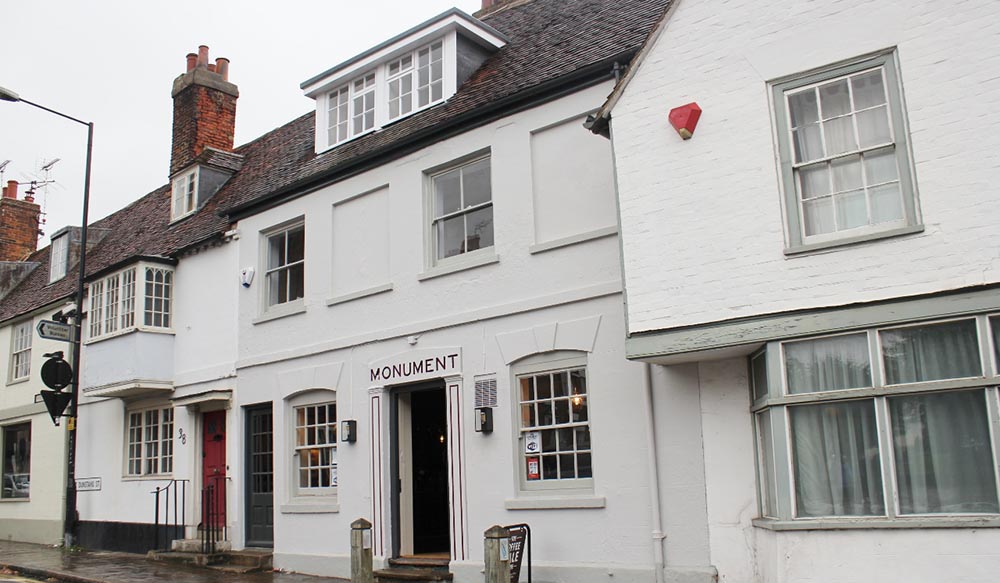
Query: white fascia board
302 12 507 98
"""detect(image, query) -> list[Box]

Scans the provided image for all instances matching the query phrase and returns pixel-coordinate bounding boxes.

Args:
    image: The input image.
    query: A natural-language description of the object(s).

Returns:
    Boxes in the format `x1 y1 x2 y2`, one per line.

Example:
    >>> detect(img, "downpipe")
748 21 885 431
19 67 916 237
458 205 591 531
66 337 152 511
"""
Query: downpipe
642 363 666 583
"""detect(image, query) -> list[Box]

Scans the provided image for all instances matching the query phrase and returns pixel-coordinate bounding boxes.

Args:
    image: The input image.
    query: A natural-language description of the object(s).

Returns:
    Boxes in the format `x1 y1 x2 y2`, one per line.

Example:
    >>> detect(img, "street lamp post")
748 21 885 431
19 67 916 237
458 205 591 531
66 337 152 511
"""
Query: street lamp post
1 85 92 548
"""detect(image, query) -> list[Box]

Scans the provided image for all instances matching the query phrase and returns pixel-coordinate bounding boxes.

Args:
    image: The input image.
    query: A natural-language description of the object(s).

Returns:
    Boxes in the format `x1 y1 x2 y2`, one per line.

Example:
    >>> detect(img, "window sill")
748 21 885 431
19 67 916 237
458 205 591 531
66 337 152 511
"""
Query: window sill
326 283 394 307
252 302 307 325
6 377 29 387
85 326 175 345
418 251 499 282
504 495 606 510
529 225 618 255
753 516 1000 531
784 224 924 256
0 497 30 503
280 499 340 514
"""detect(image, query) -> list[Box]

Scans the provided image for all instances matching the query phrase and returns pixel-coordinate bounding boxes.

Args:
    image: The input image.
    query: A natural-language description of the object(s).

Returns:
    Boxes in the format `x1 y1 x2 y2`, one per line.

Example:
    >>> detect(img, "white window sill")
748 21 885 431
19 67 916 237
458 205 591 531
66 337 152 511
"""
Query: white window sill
252 302 307 325
753 516 1000 530
280 498 341 514
418 251 499 282
0 497 30 503
529 225 618 255
326 283 394 307
504 495 606 510
6 377 29 387
85 326 175 345
785 224 924 256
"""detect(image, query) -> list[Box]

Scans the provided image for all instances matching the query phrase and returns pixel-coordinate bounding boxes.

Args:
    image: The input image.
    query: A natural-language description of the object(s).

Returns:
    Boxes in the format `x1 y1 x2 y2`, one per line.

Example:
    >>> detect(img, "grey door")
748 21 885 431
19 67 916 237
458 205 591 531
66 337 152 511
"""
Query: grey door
245 404 274 547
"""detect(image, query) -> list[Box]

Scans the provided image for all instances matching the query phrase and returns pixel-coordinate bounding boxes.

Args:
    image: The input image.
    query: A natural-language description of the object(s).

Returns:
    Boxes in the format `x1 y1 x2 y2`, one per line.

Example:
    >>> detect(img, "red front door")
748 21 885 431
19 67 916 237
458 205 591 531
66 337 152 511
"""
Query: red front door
202 410 227 528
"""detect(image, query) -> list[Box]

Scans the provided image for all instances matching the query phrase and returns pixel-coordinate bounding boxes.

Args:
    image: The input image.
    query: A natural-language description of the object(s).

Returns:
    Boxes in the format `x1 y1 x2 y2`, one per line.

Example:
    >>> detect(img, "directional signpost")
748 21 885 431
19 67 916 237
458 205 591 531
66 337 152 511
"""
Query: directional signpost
37 319 73 342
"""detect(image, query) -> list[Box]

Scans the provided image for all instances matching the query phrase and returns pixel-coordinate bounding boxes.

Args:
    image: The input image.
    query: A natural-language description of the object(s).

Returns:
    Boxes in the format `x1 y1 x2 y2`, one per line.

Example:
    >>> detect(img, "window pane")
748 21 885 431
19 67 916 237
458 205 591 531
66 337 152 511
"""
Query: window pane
757 412 777 517
891 390 998 514
287 227 305 263
798 164 829 199
751 352 768 400
436 215 465 259
863 147 899 185
792 123 823 164
785 333 871 394
819 80 851 118
790 400 885 517
881 320 982 384
831 155 862 192
834 190 867 230
851 69 886 110
268 231 286 269
434 169 462 216
992 317 1000 368
802 197 834 236
856 106 891 148
462 159 492 208
466 206 494 251
869 183 904 224
2 423 30 499
823 116 857 156
788 90 819 127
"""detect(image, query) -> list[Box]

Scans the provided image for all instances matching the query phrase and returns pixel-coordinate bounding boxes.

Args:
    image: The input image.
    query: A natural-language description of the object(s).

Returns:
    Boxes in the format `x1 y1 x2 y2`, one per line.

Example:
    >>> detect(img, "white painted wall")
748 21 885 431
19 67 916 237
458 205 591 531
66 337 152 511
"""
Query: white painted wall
610 0 1000 334
0 308 71 544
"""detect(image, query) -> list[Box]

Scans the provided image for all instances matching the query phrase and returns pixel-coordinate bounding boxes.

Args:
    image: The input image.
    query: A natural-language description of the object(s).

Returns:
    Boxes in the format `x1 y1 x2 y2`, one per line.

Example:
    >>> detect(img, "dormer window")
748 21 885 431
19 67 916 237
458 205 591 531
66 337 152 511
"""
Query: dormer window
49 233 69 283
302 9 508 154
171 168 198 221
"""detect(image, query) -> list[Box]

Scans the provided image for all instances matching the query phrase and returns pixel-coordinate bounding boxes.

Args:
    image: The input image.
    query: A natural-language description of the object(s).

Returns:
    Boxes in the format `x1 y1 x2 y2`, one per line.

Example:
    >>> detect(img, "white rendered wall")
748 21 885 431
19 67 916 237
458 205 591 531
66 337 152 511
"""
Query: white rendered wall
677 358 1000 582
0 309 71 544
610 0 1000 334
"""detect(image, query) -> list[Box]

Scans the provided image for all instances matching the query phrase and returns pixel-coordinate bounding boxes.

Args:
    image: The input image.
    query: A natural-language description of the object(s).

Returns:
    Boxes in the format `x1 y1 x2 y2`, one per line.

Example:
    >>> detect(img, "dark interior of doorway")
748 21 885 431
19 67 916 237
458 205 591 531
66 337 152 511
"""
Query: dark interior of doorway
410 387 449 555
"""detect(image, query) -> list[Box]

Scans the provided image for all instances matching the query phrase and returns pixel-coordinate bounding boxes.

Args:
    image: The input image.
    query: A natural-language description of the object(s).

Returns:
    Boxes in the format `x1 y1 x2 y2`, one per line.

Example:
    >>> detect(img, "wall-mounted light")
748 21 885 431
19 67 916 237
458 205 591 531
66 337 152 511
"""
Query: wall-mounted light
475 407 494 433
668 102 702 140
341 420 357 443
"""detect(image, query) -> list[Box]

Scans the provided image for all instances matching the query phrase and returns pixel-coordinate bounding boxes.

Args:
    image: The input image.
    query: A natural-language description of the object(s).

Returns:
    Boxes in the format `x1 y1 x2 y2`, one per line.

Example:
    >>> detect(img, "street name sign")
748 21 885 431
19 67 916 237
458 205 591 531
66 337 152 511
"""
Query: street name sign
76 477 102 492
37 320 73 342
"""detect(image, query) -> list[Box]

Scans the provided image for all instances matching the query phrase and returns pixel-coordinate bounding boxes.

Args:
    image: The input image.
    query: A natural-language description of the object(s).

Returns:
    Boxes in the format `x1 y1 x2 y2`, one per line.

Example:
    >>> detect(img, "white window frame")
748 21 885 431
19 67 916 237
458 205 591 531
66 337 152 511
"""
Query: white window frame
125 405 174 477
771 50 921 254
262 219 306 313
87 263 173 342
511 352 595 496
171 168 199 221
425 152 494 269
283 389 340 512
8 320 32 383
752 314 1000 528
49 234 69 282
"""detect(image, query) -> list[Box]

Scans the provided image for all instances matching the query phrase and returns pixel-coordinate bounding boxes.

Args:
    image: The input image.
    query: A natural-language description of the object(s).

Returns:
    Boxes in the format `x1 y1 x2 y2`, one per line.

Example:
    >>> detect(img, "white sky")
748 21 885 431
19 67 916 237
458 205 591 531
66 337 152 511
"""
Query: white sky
1 0 479 246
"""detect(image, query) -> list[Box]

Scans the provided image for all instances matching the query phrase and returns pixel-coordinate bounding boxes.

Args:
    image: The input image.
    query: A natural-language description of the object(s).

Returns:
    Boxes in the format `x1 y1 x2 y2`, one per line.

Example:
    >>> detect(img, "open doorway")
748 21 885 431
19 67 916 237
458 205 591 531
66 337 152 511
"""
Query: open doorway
391 381 450 558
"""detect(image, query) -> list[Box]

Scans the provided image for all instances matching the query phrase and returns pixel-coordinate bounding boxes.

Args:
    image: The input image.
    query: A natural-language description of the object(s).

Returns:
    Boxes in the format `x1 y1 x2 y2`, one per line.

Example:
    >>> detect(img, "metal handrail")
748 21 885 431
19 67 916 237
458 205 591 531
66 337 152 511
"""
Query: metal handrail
151 479 189 551
200 475 229 554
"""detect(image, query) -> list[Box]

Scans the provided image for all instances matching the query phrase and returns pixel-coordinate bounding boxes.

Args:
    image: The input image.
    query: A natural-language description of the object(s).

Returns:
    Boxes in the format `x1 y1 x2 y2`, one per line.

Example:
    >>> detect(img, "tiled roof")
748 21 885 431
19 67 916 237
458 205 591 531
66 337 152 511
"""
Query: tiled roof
0 0 669 324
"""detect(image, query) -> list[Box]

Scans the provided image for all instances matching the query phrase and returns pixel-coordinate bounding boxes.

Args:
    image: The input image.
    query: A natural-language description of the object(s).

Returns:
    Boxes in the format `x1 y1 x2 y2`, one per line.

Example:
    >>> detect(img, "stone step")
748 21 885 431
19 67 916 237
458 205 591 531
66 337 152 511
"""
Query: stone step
388 556 450 571
170 538 232 553
147 548 272 573
374 567 454 583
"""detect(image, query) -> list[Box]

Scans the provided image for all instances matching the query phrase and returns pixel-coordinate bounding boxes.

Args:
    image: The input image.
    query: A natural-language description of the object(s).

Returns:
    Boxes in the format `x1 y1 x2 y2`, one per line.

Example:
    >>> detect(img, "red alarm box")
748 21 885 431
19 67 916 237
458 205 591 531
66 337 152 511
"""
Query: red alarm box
668 102 702 140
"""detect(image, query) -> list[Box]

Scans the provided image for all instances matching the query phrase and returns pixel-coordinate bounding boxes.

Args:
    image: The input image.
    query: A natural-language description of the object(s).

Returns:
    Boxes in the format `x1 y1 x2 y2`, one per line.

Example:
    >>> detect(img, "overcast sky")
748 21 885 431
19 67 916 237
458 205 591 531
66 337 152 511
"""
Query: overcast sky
1 0 479 247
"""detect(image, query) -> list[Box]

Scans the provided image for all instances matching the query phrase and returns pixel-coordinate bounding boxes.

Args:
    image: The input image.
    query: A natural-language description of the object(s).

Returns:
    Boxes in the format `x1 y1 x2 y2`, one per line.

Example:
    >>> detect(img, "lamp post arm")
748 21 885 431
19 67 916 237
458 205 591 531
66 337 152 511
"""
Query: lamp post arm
17 97 90 128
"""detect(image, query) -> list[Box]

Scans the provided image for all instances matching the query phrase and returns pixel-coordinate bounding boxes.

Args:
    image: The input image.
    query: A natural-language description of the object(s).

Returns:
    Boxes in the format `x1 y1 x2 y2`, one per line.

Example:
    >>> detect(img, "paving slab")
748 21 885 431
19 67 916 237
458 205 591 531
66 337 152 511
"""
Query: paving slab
0 541 348 583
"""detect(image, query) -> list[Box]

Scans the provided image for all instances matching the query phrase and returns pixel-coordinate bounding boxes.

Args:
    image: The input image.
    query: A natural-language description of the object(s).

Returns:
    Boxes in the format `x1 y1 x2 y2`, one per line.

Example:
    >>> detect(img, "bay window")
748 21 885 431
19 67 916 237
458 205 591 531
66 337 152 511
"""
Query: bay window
754 315 1000 525
88 263 173 340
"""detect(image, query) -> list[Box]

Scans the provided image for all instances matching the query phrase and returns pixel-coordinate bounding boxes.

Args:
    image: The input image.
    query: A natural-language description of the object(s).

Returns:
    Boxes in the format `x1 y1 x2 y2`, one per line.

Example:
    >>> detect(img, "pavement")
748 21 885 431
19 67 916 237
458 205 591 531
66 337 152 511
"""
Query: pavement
0 541 349 583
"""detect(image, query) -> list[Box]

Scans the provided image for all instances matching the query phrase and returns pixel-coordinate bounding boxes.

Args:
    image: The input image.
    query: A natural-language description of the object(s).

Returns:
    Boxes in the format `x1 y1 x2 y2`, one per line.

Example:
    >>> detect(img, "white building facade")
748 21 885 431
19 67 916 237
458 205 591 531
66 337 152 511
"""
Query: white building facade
596 0 1000 581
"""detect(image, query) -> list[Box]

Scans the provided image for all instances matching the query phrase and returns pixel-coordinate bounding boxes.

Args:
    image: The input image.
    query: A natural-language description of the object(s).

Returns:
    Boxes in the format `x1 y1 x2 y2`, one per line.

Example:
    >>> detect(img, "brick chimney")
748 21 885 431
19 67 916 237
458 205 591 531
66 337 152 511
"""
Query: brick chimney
170 45 238 175
0 180 42 261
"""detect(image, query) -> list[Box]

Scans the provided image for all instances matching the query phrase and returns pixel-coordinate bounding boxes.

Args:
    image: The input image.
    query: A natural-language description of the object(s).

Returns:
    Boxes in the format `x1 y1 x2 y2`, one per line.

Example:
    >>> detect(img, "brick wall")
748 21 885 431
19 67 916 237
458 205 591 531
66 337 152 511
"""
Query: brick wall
610 0 1000 334
0 197 40 261
170 82 237 175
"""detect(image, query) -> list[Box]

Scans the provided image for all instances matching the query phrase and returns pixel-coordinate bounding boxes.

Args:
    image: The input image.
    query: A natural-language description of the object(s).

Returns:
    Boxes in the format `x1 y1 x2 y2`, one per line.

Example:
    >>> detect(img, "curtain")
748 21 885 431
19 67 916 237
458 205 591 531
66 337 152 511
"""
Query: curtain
891 389 998 514
881 320 982 384
791 400 885 517
785 333 872 394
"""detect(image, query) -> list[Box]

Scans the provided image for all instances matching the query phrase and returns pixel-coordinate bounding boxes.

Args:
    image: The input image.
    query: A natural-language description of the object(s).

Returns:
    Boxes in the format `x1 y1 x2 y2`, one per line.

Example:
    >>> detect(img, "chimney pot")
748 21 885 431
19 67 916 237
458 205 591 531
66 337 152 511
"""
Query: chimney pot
215 57 230 81
482 0 494 9
4 180 17 199
208 63 216 73
197 45 209 67
186 53 198 72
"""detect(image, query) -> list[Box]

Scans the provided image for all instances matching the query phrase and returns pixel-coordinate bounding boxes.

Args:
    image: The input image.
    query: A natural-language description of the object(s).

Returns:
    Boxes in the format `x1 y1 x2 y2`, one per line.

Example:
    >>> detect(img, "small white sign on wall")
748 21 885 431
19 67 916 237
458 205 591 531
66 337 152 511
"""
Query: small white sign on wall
524 431 541 454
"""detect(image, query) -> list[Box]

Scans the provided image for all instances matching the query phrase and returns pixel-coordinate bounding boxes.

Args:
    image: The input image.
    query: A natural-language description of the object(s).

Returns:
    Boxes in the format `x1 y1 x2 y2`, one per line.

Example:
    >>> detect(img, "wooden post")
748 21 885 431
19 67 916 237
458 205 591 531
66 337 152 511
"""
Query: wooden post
351 518 374 583
484 525 511 583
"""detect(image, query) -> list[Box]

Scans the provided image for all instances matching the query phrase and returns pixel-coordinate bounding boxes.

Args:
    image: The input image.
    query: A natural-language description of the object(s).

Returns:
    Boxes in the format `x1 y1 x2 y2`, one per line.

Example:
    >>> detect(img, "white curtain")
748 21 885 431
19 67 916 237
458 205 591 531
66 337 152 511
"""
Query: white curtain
881 320 982 384
785 333 871 394
891 390 998 514
791 400 885 517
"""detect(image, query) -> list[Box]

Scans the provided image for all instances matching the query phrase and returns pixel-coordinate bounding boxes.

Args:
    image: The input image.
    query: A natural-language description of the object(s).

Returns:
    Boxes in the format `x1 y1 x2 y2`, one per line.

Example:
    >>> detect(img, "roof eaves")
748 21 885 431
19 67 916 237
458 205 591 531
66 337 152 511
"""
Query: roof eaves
586 0 680 135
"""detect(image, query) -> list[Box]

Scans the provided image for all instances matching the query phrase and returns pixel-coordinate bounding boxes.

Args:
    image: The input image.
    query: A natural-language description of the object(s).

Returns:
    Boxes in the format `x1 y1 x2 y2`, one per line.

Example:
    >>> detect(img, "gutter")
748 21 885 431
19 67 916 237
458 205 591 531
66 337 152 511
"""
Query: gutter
224 51 637 221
